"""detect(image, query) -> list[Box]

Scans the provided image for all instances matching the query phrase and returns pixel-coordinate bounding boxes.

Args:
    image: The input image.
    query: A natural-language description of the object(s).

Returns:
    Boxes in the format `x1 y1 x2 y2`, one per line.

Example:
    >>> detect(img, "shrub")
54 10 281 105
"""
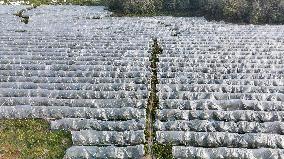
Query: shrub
162 0 191 11
104 0 161 14
249 0 284 24
222 0 251 23
105 0 284 24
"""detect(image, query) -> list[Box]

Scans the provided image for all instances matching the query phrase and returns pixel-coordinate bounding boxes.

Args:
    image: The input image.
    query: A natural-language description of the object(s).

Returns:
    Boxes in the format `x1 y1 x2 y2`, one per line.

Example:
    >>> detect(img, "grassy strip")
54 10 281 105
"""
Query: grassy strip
150 40 174 159
145 38 166 159
0 119 72 159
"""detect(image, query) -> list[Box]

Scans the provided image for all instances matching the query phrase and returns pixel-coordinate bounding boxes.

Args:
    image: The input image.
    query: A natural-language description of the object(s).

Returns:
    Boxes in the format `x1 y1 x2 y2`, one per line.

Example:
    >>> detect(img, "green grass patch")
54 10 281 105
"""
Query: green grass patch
152 143 173 159
0 119 72 159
